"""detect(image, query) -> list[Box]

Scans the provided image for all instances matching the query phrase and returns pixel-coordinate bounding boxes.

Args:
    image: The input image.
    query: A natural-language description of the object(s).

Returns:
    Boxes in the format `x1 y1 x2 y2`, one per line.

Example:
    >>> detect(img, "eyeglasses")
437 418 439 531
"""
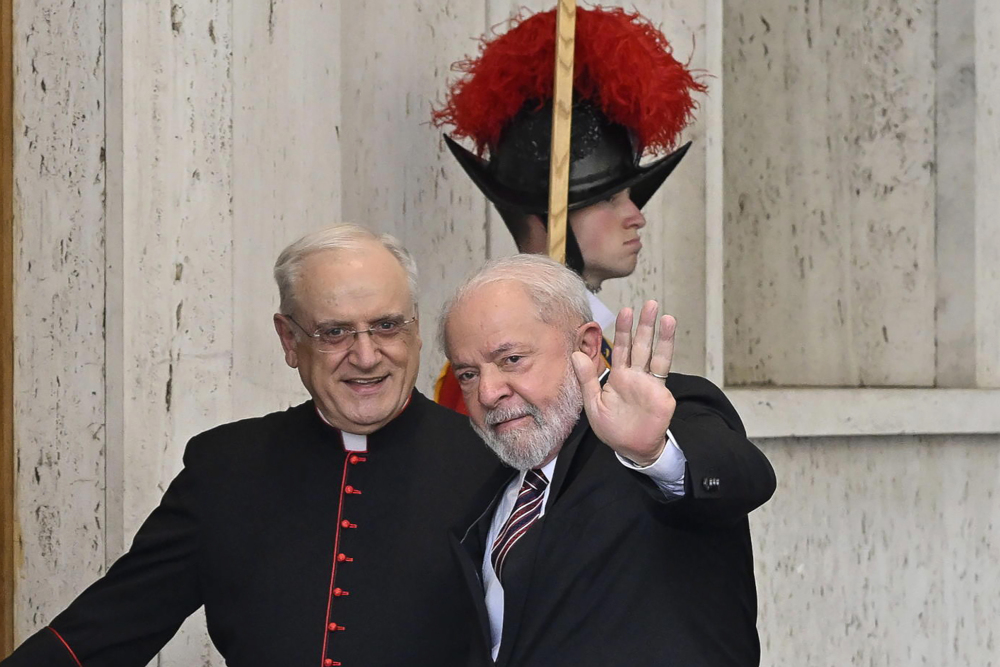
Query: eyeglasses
284 313 418 353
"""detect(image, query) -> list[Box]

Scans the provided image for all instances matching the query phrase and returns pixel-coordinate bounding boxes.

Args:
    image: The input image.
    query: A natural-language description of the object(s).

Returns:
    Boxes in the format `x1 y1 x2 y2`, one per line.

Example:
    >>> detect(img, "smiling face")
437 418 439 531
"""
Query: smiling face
445 280 594 469
568 188 646 289
274 242 421 434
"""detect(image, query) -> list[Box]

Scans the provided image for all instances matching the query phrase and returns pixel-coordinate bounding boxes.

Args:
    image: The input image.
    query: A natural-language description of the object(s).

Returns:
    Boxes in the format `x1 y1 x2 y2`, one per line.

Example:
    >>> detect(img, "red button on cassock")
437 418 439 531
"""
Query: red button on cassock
333 587 349 596
344 485 353 494
341 519 356 529
349 455 367 465
324 659 334 667
337 553 353 562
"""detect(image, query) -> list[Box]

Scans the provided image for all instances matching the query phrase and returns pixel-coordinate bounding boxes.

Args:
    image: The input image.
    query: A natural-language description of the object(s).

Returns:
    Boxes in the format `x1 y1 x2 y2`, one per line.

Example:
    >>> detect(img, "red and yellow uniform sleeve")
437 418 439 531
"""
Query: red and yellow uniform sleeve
434 361 470 415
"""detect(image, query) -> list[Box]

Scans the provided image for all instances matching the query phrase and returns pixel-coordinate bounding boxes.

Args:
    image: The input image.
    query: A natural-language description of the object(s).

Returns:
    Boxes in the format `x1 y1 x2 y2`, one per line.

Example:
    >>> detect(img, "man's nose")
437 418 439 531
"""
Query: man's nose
477 366 511 409
347 331 381 368
621 197 646 229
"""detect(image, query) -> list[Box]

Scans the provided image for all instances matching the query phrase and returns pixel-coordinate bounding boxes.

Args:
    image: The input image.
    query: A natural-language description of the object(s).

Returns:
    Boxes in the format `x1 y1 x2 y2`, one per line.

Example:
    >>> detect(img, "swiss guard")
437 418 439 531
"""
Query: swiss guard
432 4 707 413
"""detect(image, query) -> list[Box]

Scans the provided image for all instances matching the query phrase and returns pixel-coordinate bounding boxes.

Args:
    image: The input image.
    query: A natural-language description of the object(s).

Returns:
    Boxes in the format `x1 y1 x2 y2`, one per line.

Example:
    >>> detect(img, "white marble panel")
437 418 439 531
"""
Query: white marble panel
724 0 937 387
753 434 1000 666
976 0 1000 387
483 1 710 374
935 0 976 387
231 0 342 420
703 0 725 386
340 0 489 395
12 0 108 643
120 1 234 664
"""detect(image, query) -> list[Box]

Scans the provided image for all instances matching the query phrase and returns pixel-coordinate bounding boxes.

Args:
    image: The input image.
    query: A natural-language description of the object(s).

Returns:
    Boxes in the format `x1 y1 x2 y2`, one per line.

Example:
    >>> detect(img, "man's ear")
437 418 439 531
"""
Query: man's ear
274 314 299 368
576 321 604 365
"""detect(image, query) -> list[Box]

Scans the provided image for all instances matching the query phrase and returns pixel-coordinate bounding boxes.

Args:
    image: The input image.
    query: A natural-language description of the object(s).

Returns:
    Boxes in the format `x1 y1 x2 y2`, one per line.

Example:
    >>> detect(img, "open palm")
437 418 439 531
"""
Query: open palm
571 301 677 466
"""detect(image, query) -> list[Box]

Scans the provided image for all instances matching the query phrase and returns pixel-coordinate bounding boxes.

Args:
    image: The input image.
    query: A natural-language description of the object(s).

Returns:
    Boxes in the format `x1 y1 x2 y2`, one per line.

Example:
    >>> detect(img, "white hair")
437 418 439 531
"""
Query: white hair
273 223 419 316
439 254 593 354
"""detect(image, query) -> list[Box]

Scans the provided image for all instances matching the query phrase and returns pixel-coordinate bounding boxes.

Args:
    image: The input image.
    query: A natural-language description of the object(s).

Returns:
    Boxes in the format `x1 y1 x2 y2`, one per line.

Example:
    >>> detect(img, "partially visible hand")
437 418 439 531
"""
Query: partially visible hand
571 301 677 466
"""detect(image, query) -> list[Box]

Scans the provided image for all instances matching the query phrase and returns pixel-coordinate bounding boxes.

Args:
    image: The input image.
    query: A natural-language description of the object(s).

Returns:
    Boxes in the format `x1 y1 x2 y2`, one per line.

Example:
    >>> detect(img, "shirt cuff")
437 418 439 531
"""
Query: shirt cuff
615 429 687 498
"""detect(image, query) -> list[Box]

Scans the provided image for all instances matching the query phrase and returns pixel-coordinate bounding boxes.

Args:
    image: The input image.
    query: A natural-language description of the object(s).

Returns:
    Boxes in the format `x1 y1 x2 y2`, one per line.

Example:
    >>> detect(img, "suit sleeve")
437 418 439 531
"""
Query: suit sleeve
631 374 777 527
2 439 208 667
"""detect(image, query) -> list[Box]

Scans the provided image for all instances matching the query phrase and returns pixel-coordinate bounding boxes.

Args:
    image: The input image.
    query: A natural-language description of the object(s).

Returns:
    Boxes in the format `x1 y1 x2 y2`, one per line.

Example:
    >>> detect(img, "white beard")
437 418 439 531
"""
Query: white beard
472 366 583 470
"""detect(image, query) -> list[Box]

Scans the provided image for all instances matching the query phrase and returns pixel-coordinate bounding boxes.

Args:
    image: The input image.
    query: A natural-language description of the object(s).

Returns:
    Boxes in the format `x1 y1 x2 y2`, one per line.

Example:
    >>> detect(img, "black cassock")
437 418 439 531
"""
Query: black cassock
3 390 503 667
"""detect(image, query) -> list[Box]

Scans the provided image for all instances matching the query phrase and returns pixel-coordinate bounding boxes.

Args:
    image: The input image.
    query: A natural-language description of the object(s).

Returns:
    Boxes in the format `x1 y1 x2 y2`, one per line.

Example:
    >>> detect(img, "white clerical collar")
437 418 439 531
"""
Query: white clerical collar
587 291 615 331
340 432 368 452
315 406 369 451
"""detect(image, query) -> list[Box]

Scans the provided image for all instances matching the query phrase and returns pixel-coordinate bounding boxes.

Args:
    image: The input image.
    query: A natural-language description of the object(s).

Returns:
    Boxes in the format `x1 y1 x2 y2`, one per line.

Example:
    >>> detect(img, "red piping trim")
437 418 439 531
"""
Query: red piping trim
319 456 351 666
47 627 82 667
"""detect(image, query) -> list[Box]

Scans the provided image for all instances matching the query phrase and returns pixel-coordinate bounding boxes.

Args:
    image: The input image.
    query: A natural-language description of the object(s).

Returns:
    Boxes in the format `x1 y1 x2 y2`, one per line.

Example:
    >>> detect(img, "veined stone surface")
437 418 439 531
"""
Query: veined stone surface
13 0 108 645
754 434 1000 666
976 0 1000 388
119 1 234 664
935 0 976 387
724 0 937 387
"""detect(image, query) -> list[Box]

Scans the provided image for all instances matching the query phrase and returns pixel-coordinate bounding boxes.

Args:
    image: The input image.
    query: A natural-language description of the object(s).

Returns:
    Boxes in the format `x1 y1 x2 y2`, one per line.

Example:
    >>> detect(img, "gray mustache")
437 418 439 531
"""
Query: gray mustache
485 405 541 427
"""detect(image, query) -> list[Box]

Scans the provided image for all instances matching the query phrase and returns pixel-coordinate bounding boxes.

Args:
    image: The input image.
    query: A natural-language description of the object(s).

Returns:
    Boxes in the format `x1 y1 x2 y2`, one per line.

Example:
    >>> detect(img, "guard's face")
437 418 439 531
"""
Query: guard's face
570 188 646 288
446 281 583 467
275 243 421 434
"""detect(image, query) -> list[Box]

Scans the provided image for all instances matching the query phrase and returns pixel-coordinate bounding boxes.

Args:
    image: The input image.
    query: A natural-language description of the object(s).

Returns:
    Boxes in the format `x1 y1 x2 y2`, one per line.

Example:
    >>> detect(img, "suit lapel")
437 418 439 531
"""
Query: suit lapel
494 514 546 666
495 413 592 666
449 528 492 652
544 411 591 507
452 469 516 658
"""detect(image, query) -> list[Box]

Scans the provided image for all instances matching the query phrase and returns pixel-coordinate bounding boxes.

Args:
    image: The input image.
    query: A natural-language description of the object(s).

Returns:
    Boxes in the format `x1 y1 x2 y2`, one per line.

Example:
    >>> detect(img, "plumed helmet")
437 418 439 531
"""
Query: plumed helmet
434 5 706 259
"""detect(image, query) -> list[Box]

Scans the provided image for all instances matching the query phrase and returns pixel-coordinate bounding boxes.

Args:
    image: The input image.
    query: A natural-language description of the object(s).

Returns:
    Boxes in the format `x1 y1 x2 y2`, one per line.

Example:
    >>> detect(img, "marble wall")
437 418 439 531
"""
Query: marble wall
13 0 107 635
9 0 999 665
754 435 1000 666
976 0 1000 388
723 0 938 387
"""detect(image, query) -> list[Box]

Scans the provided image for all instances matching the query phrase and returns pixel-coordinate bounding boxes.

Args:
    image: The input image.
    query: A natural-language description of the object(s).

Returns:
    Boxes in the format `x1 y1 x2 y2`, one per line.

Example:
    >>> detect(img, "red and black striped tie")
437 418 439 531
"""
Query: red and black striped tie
491 469 549 584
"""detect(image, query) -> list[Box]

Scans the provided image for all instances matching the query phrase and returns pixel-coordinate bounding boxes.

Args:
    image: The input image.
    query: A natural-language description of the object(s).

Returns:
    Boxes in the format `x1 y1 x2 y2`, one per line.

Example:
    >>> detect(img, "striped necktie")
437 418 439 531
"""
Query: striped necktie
491 469 549 584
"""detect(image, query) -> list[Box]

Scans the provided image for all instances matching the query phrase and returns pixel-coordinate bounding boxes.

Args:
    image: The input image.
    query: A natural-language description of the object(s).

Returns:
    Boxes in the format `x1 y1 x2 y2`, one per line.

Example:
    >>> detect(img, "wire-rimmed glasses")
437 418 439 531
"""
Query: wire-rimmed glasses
283 313 418 353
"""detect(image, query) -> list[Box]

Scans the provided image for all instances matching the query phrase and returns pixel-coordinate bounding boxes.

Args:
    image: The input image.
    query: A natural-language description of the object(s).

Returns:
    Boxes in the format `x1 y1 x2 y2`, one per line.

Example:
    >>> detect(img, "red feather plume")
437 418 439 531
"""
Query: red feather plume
432 5 707 157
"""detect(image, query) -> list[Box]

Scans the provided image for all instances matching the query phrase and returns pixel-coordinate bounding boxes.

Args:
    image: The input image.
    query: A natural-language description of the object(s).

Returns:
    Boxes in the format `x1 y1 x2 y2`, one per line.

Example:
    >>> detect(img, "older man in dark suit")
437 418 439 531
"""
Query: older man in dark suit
442 254 776 667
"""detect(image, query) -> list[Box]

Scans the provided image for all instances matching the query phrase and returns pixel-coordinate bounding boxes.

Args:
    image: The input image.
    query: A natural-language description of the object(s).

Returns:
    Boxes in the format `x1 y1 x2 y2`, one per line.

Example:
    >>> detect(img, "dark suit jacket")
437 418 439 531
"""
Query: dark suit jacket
452 373 777 667
3 391 500 667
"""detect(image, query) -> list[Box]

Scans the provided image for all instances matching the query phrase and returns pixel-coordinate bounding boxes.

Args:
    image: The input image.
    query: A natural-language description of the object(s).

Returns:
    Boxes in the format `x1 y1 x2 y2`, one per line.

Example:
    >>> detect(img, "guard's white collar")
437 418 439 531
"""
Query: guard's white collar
587 291 616 331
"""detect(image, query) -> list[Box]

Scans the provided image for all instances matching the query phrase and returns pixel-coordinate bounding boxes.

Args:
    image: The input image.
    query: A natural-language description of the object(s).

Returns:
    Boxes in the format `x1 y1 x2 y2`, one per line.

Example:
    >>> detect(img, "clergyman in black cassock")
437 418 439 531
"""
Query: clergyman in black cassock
2 225 502 667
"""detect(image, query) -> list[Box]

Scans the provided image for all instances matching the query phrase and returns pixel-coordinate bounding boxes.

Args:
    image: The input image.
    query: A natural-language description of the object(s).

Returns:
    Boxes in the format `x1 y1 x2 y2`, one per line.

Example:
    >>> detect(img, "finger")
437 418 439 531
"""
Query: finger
630 300 659 371
611 308 634 369
649 314 677 378
571 351 602 415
